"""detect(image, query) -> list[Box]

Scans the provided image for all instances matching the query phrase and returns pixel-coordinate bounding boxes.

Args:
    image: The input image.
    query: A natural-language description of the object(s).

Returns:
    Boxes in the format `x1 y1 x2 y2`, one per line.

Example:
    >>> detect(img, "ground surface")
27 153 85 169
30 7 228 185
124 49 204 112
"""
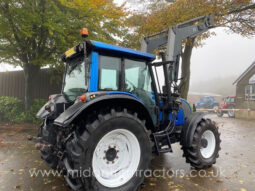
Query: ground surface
0 115 255 191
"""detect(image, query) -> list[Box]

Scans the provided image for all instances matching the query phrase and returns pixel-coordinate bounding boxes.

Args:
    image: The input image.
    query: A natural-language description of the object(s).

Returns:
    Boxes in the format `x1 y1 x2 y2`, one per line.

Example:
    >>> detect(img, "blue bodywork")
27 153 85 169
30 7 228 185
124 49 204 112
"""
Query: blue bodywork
91 41 156 61
87 41 188 127
108 91 143 102
159 109 185 126
159 98 191 126
89 51 99 92
195 96 219 108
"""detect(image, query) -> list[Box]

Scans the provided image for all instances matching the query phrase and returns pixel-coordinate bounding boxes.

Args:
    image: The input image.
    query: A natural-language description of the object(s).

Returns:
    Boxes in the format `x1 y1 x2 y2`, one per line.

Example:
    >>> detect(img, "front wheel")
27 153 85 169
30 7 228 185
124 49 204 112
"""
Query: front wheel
64 108 152 191
181 119 221 169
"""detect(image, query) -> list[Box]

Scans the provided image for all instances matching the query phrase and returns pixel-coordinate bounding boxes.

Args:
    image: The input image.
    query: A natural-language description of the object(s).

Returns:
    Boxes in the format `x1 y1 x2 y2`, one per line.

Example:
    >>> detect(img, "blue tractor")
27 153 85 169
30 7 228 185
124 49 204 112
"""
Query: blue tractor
196 96 220 109
30 15 221 191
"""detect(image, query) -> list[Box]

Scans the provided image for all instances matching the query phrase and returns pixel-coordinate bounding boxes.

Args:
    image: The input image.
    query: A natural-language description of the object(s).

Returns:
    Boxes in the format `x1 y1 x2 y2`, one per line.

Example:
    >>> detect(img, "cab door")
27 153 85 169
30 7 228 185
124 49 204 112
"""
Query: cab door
124 59 157 122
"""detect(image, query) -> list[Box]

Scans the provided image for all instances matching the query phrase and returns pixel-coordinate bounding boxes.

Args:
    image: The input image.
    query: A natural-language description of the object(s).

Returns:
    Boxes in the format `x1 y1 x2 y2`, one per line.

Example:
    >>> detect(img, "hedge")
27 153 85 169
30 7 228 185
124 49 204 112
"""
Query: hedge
0 97 47 123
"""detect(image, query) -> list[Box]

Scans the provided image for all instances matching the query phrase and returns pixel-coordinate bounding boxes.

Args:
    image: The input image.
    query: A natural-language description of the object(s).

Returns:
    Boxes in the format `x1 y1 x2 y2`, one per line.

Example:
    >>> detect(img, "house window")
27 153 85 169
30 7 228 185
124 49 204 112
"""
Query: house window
252 84 255 94
249 74 255 84
245 85 255 100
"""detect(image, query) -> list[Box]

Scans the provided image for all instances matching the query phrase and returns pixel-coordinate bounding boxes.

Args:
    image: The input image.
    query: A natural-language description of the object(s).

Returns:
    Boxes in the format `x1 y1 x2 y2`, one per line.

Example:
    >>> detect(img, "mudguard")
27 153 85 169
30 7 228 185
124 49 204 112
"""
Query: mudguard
180 98 192 117
36 101 51 119
36 94 68 119
180 112 206 147
54 93 154 129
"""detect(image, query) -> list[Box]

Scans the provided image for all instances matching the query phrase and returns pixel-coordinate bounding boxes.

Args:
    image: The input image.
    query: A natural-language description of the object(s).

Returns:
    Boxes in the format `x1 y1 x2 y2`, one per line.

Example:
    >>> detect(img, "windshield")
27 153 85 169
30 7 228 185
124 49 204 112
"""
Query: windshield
226 97 235 103
63 55 91 101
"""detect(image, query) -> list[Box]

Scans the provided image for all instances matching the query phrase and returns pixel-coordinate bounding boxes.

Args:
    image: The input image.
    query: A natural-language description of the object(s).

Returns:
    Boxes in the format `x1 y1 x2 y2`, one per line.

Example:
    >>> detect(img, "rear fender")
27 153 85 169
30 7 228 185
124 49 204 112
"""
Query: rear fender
54 94 155 131
180 112 206 147
36 94 67 119
37 101 51 119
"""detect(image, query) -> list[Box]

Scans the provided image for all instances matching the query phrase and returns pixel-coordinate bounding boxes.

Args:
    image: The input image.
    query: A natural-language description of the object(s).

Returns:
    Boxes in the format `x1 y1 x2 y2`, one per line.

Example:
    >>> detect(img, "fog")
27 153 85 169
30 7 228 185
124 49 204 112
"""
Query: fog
190 28 255 84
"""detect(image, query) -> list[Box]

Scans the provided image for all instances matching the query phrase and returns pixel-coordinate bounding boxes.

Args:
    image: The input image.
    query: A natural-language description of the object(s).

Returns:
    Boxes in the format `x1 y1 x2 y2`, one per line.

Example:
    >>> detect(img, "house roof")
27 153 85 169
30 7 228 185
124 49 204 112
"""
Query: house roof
233 61 255 85
91 40 156 61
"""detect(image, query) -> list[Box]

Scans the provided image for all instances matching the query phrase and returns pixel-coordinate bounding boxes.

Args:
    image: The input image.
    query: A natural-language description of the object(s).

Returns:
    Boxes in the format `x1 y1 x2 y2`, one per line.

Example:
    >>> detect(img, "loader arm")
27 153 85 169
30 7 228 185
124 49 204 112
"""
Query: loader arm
141 14 214 83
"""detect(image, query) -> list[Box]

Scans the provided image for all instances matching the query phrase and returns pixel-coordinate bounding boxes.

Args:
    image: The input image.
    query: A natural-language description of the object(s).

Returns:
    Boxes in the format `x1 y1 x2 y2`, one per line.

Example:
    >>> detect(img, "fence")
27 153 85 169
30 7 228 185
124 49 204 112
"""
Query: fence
0 69 62 101
197 108 255 120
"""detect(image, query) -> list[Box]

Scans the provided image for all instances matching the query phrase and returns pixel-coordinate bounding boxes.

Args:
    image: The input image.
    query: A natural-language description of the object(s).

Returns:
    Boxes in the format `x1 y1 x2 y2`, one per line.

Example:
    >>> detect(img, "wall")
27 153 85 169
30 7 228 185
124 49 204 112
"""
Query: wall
235 64 255 120
236 66 255 110
235 110 255 120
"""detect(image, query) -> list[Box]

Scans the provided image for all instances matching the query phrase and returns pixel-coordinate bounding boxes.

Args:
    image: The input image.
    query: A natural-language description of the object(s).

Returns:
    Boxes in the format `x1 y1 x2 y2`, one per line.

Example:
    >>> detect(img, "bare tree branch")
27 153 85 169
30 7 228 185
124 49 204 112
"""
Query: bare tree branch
228 3 255 15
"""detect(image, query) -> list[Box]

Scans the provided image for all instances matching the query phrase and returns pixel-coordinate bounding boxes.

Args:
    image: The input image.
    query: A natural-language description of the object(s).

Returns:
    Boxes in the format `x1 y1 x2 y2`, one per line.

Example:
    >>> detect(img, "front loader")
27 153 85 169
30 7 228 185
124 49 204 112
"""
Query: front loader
29 14 221 191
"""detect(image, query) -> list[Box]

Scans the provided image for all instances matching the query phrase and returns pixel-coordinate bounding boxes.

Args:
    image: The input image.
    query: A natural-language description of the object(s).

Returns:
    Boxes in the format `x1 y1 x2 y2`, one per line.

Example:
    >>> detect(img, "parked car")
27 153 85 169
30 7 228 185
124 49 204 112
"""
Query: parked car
195 96 219 109
217 96 236 118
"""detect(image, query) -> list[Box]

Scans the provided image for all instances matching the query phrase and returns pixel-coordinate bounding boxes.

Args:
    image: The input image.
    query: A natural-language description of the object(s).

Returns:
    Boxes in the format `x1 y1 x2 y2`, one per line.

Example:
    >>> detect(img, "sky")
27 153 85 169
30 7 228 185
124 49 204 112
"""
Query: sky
190 28 255 83
1 1 255 86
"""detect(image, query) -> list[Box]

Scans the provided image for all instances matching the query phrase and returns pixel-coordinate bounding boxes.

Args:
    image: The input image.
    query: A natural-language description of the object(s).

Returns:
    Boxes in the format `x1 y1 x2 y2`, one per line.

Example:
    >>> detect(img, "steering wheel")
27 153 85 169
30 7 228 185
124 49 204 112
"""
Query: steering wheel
125 79 137 94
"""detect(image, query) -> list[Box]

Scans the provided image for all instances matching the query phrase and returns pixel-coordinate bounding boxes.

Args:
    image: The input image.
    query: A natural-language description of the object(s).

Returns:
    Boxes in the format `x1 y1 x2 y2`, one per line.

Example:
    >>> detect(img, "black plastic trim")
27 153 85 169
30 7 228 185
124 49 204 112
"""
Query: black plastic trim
54 94 154 129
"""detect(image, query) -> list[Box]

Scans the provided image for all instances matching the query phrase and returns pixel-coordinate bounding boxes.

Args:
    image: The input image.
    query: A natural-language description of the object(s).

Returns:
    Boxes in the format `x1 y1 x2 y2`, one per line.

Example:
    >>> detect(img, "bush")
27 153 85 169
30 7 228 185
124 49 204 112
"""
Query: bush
0 97 47 123
0 97 23 122
16 99 47 123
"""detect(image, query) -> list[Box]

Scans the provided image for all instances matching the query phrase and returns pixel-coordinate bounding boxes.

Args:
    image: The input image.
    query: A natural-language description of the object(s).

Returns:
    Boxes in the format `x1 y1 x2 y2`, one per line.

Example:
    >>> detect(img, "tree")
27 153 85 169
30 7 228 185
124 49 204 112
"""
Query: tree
124 0 255 99
0 0 125 110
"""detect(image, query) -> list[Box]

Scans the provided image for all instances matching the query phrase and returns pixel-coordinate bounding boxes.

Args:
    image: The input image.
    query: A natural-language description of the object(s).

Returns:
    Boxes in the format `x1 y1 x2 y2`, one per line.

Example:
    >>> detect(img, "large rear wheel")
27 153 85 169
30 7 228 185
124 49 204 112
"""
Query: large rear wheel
228 106 235 118
216 107 223 117
64 108 152 191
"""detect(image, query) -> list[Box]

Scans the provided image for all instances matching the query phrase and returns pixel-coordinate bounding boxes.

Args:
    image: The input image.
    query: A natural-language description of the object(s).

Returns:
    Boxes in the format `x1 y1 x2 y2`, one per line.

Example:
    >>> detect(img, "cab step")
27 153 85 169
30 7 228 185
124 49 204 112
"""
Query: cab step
153 132 173 154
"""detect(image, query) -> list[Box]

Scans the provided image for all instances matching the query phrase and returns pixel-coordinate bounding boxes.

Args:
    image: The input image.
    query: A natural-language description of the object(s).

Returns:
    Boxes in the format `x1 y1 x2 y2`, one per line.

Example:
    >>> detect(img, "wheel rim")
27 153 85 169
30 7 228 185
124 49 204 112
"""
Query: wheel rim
200 130 216 159
228 107 235 117
92 129 141 188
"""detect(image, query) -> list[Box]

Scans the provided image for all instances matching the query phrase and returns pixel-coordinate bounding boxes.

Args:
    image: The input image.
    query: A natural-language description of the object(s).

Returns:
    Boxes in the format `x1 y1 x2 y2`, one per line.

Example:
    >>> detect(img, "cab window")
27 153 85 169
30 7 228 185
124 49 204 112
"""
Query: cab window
124 59 152 92
99 55 121 91
124 59 156 121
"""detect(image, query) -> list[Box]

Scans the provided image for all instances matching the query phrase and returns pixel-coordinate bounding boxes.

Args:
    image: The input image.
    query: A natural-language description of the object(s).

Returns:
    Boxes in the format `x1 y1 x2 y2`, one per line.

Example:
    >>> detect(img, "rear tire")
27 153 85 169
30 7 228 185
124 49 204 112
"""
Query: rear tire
64 108 152 191
181 119 221 169
228 106 235 118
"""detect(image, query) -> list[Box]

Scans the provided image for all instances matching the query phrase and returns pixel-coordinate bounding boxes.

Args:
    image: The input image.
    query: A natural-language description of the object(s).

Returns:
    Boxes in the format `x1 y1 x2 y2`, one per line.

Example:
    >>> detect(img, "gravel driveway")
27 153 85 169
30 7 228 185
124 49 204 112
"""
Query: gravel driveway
0 115 254 191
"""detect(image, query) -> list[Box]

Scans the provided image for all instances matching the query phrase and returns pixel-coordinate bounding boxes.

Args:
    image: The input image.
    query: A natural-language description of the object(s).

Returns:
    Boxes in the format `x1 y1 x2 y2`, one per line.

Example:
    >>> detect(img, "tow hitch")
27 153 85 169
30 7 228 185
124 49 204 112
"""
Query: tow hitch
27 135 54 153
27 135 42 143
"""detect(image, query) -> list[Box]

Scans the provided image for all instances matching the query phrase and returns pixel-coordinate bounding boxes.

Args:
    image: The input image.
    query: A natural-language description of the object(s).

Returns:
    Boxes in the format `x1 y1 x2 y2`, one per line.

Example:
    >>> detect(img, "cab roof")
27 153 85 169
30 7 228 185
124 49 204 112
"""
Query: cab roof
91 40 156 61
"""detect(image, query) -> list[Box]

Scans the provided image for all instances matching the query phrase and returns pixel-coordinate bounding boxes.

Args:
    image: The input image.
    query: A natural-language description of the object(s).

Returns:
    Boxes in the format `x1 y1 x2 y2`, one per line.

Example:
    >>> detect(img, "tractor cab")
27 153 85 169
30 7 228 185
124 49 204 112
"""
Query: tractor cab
61 39 158 122
62 41 155 98
221 96 235 108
